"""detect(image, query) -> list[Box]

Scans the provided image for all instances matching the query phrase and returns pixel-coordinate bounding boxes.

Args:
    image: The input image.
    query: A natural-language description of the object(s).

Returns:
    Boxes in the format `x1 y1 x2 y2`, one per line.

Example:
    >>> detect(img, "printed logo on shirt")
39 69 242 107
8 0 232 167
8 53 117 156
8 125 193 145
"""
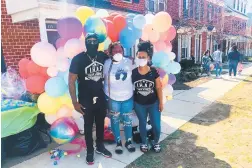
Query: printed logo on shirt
85 61 103 81
134 79 154 96
115 68 128 81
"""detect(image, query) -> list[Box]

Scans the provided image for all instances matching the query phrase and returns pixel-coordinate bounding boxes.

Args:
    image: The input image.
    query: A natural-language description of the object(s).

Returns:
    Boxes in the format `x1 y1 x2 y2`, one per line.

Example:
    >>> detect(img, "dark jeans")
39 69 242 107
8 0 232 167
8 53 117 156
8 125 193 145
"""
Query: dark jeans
134 101 161 144
229 60 239 76
83 103 106 153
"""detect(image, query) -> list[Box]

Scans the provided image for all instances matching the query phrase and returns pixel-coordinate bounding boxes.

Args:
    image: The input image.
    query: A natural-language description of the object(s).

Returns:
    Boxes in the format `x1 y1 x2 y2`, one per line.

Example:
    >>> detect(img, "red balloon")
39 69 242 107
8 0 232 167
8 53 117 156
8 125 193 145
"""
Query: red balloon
104 20 119 42
19 69 29 79
165 26 177 41
56 38 67 49
27 60 41 76
18 58 30 68
26 75 47 94
113 15 126 32
40 67 50 79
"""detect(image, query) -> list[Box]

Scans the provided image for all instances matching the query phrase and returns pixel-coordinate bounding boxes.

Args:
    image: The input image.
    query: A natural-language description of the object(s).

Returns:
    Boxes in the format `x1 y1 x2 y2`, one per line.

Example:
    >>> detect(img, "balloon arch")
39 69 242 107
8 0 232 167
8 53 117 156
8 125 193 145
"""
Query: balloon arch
18 7 181 124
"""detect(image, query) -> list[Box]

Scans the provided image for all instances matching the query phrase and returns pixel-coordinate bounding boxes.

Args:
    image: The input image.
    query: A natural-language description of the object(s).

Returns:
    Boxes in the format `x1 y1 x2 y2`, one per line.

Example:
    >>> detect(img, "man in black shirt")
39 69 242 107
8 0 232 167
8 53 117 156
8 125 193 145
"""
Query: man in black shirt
69 33 112 165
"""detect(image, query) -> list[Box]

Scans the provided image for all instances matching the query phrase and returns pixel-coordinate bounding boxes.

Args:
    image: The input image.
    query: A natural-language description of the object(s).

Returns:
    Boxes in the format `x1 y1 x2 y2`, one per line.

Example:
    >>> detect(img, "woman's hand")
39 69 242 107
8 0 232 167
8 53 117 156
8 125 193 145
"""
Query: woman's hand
73 102 85 115
159 103 164 112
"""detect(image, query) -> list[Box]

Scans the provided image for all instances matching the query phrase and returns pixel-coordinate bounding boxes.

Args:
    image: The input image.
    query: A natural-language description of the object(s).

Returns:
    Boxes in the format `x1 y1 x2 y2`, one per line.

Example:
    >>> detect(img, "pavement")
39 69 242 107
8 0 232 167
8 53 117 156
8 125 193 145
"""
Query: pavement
4 63 252 168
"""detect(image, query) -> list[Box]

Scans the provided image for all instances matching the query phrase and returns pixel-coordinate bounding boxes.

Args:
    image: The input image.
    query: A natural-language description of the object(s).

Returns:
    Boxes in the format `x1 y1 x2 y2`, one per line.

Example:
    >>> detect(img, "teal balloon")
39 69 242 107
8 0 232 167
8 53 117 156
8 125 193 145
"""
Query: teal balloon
45 77 67 97
119 27 136 49
126 14 136 22
84 16 107 43
152 51 170 69
126 21 142 39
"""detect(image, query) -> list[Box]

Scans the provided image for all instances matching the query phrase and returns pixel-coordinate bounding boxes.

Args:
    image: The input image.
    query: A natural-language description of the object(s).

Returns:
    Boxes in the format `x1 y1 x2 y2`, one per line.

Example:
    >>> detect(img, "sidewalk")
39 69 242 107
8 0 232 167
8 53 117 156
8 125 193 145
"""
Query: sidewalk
9 63 252 168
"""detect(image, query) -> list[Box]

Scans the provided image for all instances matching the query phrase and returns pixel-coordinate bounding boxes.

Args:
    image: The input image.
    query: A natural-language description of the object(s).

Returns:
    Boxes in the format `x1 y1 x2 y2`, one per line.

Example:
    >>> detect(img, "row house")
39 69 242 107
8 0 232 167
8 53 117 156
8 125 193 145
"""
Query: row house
146 0 252 63
1 0 145 69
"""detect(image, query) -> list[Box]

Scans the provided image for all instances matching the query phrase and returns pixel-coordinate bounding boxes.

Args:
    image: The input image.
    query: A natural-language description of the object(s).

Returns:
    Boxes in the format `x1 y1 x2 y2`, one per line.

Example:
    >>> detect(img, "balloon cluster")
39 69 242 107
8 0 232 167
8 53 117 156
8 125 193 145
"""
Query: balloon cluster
1 67 26 99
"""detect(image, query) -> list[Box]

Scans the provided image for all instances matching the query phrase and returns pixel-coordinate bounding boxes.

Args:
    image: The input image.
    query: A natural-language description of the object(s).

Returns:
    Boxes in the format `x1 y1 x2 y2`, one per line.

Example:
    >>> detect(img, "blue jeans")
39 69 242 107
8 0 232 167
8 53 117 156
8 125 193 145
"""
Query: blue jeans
108 97 133 142
215 62 222 77
134 101 161 144
229 60 239 76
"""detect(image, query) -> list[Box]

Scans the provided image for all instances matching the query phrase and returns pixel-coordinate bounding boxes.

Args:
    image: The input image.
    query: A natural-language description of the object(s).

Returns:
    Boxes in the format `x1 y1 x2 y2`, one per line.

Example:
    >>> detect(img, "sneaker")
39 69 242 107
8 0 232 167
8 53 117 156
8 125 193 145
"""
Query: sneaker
140 144 148 153
86 152 94 165
95 145 112 158
152 143 161 153
125 140 136 153
115 141 123 154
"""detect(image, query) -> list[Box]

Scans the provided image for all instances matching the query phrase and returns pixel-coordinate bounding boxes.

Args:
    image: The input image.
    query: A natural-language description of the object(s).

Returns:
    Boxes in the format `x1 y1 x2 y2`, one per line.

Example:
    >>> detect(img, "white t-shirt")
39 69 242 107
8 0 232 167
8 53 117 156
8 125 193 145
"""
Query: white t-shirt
103 58 134 101
212 50 222 63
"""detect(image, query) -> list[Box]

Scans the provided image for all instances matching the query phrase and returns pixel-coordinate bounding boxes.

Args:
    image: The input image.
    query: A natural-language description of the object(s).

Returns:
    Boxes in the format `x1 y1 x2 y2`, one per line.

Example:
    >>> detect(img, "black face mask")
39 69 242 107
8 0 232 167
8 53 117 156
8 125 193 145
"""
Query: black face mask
86 43 99 57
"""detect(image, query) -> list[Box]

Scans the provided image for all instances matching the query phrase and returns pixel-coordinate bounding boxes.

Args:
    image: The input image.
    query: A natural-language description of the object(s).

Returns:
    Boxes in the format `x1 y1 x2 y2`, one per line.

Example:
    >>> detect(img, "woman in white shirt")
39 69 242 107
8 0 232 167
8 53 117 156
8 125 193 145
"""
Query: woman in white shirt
103 42 135 154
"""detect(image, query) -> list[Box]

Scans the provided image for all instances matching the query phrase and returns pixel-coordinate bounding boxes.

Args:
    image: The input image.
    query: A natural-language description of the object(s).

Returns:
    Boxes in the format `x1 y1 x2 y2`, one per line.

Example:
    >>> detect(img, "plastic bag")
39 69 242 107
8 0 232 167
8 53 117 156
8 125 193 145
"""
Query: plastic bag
1 67 26 99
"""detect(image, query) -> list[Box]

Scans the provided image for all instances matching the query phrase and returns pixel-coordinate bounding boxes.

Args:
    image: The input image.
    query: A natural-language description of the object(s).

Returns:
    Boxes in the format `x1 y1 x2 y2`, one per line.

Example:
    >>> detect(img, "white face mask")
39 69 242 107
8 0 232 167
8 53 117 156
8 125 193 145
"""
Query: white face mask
113 53 123 62
136 58 148 67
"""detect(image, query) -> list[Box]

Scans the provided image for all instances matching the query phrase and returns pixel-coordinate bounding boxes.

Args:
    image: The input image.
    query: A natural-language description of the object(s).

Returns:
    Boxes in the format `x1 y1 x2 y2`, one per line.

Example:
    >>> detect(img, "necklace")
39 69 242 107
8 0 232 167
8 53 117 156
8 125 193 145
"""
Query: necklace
87 54 97 63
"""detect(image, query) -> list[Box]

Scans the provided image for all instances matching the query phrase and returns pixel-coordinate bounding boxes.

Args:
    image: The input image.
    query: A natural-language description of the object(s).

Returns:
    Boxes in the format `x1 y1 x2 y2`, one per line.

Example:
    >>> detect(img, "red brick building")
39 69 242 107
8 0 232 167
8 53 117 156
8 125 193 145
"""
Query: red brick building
1 0 145 69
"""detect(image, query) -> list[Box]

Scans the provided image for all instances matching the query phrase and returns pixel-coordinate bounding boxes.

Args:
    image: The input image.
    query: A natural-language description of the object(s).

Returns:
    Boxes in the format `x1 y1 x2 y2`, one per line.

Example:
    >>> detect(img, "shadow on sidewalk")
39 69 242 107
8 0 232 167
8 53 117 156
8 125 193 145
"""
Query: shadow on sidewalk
127 129 231 168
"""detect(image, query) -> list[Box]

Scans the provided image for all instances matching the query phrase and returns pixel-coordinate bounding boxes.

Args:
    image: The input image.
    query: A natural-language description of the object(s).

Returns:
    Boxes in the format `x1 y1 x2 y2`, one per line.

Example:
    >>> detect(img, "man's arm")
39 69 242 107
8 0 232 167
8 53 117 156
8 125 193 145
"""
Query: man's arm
68 73 78 104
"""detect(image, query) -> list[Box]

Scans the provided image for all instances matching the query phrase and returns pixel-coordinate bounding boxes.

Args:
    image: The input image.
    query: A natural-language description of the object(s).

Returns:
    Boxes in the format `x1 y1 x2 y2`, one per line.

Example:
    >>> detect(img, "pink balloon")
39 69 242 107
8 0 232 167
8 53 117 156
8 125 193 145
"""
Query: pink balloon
57 17 83 40
56 47 68 59
56 57 70 72
165 41 173 53
57 105 73 118
166 26 177 41
47 66 58 77
149 30 160 43
64 38 84 59
56 38 67 49
154 41 167 51
45 114 58 124
30 42 57 67
79 38 86 52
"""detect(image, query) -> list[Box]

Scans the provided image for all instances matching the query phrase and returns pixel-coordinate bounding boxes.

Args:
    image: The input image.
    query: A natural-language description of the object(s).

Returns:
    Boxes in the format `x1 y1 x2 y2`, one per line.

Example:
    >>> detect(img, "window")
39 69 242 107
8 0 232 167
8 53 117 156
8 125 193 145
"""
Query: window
122 0 132 2
200 1 204 21
237 0 240 10
181 35 188 59
241 2 243 12
190 0 194 18
183 0 189 18
195 0 200 20
244 4 246 13
158 0 165 11
207 4 212 22
148 0 155 12
233 0 236 9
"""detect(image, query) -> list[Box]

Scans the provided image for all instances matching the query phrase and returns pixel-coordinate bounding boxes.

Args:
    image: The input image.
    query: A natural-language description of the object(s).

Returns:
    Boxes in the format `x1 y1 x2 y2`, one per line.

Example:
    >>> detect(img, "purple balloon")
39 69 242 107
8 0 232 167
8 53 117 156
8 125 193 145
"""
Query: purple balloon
168 74 176 85
157 68 166 78
57 17 83 40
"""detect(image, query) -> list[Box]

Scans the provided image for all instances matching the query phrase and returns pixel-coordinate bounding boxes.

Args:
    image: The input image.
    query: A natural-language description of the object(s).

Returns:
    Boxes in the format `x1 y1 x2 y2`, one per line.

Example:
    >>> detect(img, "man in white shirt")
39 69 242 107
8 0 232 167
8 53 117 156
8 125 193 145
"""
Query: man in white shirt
212 45 223 78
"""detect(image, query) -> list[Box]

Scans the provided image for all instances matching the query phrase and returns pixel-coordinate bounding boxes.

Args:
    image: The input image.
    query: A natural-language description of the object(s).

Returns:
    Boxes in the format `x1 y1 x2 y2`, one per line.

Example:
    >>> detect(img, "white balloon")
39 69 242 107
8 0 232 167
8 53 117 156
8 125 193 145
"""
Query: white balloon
74 116 84 132
56 47 68 59
167 52 176 60
45 114 58 124
144 13 154 24
56 57 70 72
95 9 109 18
47 66 58 77
72 109 83 119
163 84 173 95
64 38 84 59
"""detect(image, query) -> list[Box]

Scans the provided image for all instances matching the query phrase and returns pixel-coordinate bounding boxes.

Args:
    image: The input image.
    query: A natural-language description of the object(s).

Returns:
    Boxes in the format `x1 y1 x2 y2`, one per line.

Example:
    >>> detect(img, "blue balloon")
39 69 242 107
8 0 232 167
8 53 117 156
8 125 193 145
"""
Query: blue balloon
84 16 107 43
133 14 146 29
45 77 68 97
126 21 142 40
57 71 66 77
152 51 170 69
126 14 136 22
119 27 136 49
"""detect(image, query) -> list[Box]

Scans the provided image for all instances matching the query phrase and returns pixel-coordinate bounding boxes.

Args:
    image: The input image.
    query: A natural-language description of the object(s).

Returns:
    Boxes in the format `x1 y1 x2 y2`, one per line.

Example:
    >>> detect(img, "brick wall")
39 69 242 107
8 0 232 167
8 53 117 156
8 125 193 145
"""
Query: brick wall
110 0 145 13
1 0 40 70
202 32 207 53
224 15 247 36
167 0 180 21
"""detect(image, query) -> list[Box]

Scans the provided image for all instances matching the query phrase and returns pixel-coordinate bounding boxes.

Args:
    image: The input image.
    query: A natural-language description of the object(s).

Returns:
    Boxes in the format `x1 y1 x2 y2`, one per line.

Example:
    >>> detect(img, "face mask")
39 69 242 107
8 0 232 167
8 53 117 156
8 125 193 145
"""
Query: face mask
86 43 99 57
113 53 123 62
136 58 148 67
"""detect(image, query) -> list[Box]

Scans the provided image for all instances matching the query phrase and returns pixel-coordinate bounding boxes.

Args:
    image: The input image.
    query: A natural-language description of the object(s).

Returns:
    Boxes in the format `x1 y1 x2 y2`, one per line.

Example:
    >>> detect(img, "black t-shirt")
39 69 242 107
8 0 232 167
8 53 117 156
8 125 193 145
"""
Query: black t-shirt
69 51 108 107
132 67 159 105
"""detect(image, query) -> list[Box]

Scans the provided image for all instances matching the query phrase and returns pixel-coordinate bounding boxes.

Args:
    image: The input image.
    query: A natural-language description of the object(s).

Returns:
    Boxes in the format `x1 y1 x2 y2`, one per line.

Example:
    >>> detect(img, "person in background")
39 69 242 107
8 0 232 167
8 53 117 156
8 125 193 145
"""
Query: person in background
68 33 112 165
103 42 135 154
202 50 212 76
1 47 7 73
132 41 163 153
212 45 223 78
228 45 241 78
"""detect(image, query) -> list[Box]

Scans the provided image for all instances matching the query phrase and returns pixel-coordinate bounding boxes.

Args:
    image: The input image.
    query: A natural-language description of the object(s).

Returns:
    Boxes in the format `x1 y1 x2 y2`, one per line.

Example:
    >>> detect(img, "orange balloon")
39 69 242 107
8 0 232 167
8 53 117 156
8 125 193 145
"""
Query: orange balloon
40 67 50 79
26 75 47 94
113 15 126 32
18 58 30 78
27 60 41 76
161 74 169 88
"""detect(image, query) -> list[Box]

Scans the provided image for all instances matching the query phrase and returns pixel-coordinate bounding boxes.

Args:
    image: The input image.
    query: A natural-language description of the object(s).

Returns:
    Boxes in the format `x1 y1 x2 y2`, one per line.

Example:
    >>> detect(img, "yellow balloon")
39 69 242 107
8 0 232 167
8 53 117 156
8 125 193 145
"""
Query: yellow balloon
75 6 95 25
166 95 173 101
37 93 61 115
59 95 74 110
98 43 104 51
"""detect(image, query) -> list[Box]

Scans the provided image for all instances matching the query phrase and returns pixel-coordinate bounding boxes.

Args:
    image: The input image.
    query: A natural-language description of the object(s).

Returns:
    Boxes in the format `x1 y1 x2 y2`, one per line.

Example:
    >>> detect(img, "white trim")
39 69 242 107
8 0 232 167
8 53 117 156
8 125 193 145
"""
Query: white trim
206 0 224 6
200 34 202 62
178 34 182 62
188 35 191 59
39 17 48 42
122 0 133 4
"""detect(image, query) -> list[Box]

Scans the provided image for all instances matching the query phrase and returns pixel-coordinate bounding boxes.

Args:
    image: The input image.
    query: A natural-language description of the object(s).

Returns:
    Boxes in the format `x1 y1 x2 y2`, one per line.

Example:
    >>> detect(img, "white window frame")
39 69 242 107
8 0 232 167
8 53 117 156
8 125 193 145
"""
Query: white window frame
148 0 156 13
181 35 189 59
122 0 133 3
158 0 165 11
